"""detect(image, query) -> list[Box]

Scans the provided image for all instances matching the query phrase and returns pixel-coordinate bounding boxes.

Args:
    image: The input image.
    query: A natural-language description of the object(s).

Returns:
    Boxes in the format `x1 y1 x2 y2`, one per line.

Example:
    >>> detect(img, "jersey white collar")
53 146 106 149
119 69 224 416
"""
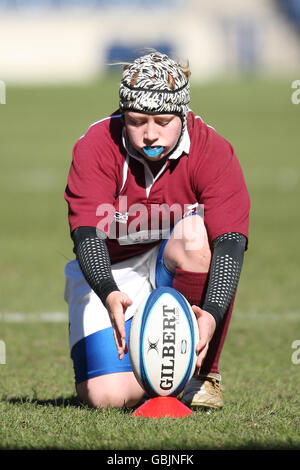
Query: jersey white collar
168 127 190 160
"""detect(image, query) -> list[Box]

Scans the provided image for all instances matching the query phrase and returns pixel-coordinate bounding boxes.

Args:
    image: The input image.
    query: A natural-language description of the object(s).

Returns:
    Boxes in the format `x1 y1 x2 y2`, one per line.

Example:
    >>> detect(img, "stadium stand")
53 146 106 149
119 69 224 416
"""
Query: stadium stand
0 0 299 84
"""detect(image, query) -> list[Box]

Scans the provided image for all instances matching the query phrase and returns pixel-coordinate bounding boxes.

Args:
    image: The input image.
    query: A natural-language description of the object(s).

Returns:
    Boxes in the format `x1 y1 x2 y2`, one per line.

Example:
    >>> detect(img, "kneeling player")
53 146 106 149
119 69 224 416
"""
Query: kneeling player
64 52 250 409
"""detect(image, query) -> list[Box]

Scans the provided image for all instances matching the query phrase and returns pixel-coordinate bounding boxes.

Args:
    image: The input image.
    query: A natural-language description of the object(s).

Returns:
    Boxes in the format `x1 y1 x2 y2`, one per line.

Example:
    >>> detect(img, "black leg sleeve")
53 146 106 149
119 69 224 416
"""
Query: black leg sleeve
202 232 247 326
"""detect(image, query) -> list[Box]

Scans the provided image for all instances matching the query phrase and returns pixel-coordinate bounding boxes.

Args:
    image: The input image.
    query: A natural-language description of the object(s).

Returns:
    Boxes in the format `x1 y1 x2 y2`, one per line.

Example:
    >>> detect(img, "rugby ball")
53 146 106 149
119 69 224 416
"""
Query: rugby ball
129 286 199 397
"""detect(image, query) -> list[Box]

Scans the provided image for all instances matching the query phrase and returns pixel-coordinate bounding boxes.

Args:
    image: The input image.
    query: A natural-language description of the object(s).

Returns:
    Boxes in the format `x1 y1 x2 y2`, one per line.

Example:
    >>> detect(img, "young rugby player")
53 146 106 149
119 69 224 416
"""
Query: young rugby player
64 52 250 409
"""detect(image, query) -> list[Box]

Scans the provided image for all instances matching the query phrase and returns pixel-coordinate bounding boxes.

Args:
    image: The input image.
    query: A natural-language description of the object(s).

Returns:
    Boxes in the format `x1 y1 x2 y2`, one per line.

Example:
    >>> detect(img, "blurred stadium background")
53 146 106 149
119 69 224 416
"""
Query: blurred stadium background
0 0 300 451
1 0 300 83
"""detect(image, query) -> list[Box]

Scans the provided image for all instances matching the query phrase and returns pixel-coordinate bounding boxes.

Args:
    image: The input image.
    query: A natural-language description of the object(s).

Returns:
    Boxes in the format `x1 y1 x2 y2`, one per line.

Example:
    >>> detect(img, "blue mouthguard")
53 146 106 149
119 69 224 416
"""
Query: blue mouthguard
142 146 164 158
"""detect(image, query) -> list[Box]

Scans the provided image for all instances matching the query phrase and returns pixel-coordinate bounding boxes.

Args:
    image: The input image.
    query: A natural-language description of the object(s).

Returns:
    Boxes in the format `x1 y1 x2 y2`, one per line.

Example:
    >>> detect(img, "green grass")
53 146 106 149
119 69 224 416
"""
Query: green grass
0 316 299 450
0 76 300 451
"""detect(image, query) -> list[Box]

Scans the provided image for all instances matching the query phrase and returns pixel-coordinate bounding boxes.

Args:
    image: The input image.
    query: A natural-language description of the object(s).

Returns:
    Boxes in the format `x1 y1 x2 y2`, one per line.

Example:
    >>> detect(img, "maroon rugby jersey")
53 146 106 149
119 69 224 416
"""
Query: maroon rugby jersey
65 110 250 264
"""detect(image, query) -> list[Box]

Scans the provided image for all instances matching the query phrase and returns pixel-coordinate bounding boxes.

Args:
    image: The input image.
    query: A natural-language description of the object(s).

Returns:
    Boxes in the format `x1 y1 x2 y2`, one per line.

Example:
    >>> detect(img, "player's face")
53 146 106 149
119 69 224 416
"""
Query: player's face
124 112 182 161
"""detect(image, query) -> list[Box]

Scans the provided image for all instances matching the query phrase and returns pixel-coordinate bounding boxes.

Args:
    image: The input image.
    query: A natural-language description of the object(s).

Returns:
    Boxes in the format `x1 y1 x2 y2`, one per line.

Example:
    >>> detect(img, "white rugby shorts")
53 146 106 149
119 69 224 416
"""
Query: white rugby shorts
64 245 160 351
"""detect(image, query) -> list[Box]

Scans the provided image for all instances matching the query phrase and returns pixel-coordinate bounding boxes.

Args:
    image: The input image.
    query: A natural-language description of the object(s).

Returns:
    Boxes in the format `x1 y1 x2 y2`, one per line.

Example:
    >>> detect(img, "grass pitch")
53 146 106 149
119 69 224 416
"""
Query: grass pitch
0 76 299 451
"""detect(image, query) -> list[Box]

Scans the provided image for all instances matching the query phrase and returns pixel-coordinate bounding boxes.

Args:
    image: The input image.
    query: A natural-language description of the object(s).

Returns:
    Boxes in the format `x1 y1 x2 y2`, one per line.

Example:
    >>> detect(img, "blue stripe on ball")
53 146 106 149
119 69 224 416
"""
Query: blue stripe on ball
138 287 196 397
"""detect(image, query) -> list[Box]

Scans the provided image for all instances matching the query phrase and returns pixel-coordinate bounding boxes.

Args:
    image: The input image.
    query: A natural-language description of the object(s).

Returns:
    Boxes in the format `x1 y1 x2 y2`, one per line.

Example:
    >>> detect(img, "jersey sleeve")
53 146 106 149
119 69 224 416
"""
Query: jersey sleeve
191 124 250 245
64 127 120 235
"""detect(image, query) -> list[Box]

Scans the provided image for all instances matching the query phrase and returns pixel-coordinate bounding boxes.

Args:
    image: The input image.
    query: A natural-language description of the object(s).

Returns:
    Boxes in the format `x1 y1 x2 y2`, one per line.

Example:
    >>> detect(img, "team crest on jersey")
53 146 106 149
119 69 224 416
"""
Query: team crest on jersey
183 202 203 218
113 211 129 224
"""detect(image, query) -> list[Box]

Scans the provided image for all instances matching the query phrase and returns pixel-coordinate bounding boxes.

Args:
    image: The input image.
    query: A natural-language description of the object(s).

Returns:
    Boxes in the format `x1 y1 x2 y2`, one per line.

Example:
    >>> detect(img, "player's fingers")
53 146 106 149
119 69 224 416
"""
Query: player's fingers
111 313 127 360
120 294 132 308
118 296 132 355
108 293 132 359
191 304 202 320
192 304 212 353
196 336 208 354
112 323 126 360
195 342 209 374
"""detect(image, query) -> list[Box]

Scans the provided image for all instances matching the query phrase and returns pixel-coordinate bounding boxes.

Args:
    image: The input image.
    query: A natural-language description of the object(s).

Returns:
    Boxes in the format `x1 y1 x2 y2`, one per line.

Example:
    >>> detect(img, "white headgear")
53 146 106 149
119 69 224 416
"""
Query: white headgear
119 52 190 131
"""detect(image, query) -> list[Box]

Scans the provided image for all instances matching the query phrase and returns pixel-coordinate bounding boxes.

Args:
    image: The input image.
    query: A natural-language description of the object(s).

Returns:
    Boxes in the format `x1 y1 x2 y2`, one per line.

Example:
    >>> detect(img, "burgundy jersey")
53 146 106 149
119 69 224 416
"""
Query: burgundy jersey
65 110 250 264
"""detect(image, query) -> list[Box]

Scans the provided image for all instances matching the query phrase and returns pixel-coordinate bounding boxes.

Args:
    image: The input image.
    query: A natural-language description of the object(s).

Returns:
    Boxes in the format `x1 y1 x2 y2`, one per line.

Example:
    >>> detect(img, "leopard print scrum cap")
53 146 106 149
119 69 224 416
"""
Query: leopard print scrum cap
119 52 190 122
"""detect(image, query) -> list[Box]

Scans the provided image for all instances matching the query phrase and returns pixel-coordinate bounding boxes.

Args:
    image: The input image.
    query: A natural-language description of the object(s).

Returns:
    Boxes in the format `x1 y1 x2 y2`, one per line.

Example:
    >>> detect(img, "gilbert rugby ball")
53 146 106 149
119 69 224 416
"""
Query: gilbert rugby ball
129 286 199 397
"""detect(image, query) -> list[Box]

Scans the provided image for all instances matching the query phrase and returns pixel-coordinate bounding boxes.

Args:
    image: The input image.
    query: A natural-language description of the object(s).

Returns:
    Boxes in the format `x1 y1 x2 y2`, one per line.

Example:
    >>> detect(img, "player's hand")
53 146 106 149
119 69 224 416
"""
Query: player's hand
191 306 216 374
105 291 132 360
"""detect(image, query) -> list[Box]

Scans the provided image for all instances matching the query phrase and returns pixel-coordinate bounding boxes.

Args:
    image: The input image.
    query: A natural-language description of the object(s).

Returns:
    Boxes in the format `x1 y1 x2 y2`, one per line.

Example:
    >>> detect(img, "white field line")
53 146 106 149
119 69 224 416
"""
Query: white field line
0 311 298 323
232 311 299 322
246 167 299 191
0 312 68 323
